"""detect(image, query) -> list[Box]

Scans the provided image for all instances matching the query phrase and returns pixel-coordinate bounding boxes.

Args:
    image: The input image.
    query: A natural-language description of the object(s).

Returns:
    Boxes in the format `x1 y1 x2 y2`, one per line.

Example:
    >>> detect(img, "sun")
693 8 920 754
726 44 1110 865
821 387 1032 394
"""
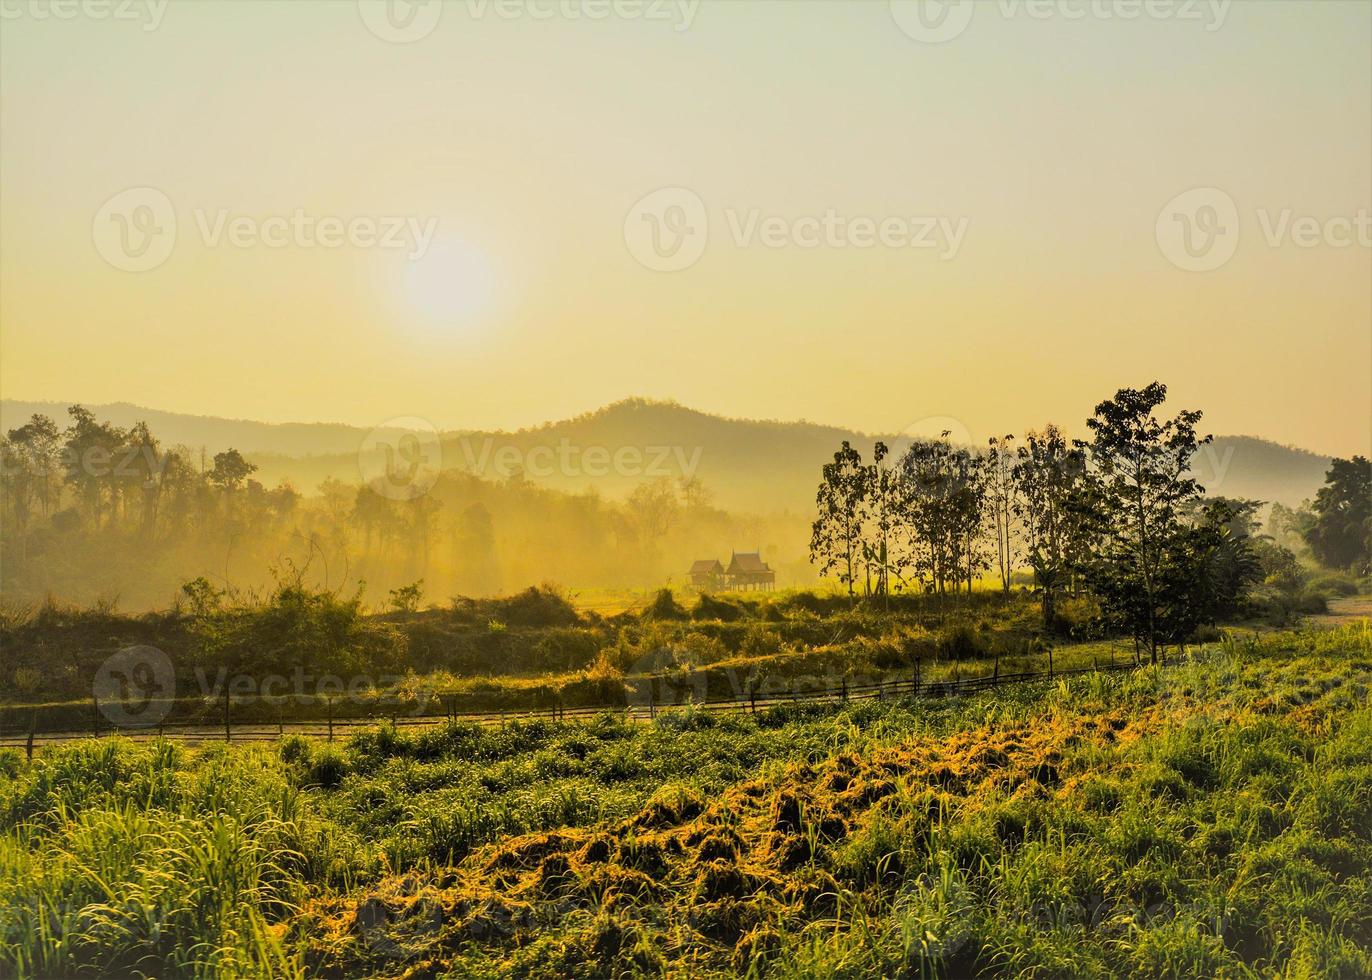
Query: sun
405 239 494 324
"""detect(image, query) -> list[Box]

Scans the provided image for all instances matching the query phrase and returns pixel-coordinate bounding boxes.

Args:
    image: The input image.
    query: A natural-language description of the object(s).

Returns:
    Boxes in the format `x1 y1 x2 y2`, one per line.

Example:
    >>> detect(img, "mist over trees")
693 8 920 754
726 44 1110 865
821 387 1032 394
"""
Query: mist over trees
0 405 806 610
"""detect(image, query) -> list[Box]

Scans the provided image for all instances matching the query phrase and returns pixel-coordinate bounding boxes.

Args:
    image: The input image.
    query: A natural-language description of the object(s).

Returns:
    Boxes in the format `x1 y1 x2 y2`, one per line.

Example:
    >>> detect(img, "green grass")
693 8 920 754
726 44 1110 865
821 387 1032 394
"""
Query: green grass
1 624 1370 978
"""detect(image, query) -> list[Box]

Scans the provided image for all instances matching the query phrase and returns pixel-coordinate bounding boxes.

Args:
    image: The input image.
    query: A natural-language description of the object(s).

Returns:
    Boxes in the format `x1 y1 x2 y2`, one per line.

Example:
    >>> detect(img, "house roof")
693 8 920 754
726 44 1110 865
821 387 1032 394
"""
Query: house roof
690 559 724 574
728 552 771 573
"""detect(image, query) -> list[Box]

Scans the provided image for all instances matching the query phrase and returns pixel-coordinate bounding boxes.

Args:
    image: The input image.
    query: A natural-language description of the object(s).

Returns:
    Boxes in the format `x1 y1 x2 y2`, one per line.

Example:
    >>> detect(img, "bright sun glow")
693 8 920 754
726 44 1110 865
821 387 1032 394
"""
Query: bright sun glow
405 240 493 324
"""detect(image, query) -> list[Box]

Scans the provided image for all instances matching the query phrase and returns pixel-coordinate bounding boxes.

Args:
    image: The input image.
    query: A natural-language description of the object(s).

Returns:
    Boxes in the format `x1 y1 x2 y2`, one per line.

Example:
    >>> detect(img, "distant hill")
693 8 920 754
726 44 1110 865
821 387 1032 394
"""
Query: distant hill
1 398 1335 512
0 399 406 459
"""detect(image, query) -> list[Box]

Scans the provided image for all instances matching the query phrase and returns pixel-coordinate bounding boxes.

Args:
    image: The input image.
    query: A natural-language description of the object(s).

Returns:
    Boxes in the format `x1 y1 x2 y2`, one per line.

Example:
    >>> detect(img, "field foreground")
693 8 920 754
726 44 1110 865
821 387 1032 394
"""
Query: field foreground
2 625 1371 979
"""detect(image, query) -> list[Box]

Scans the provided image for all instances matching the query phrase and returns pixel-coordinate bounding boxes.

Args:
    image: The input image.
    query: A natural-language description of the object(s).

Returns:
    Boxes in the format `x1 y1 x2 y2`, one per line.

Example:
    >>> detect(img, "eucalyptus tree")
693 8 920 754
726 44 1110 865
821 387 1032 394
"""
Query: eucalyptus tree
1080 382 1209 662
810 441 867 598
1013 425 1086 628
899 434 987 595
863 441 906 603
985 434 1019 594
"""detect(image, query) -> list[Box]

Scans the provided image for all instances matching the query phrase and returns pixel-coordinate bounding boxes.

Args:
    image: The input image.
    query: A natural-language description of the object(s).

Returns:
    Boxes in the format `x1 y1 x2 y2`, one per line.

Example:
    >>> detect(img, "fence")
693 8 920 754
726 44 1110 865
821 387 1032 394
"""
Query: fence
0 653 1148 755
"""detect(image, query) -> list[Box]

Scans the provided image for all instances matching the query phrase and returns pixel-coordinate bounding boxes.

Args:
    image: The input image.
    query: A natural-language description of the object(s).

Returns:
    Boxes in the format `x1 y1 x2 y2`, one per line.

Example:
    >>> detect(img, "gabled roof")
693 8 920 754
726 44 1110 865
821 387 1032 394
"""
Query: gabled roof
690 559 724 574
728 551 771 573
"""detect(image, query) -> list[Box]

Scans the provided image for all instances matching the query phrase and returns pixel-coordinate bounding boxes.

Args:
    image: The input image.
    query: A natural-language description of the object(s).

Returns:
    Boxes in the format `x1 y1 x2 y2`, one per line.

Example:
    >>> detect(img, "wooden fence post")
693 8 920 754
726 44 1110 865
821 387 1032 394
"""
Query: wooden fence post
1048 648 1055 680
993 657 1000 687
327 697 334 742
841 678 848 702
92 696 100 738
26 711 36 763
914 659 921 698
223 690 231 743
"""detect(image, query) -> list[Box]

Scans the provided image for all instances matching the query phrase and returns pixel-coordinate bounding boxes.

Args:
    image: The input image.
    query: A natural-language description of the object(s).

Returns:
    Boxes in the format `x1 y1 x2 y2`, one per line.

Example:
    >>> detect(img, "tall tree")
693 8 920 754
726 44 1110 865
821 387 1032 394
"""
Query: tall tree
863 441 905 603
63 405 125 527
1080 382 1209 662
1303 456 1372 574
899 436 986 595
1013 425 1086 629
810 441 867 598
985 434 1019 595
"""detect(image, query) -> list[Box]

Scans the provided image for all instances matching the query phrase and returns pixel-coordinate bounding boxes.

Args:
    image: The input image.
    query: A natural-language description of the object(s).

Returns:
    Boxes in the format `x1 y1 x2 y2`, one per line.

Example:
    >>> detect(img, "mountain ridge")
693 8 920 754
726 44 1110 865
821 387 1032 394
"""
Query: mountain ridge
1 397 1337 512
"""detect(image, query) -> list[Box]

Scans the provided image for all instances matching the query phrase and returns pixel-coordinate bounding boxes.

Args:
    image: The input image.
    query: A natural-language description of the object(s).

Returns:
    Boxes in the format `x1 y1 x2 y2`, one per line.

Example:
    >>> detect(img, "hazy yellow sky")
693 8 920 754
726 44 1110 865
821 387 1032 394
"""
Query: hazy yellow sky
1 0 1369 455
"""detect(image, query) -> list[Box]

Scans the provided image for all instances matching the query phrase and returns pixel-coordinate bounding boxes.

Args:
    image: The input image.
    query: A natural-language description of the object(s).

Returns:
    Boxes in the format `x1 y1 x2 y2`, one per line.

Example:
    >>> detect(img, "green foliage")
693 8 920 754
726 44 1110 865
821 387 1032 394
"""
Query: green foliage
937 623 985 660
387 580 424 614
1304 456 1372 574
188 578 407 680
642 588 688 621
693 592 749 622
3 626 1371 977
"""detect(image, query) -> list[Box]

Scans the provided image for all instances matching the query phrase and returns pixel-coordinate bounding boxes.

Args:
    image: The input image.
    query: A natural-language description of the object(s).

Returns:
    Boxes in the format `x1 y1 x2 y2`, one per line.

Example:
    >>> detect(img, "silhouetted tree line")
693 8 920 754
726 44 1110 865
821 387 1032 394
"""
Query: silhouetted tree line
810 383 1277 662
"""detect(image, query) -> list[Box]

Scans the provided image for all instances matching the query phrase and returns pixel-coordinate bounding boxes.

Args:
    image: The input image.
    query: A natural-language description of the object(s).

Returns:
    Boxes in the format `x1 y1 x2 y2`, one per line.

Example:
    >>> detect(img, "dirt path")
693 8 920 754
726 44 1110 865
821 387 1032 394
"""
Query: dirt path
1313 595 1372 627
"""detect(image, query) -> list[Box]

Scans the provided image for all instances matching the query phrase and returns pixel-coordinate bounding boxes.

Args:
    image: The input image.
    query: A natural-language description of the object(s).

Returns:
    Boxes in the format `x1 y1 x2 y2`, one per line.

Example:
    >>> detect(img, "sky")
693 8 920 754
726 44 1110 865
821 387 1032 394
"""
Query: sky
1 0 1369 456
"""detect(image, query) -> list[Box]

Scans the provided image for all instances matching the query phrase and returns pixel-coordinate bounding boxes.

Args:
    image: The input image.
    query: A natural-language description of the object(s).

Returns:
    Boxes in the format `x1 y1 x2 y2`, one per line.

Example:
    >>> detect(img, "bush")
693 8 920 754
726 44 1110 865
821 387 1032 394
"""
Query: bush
1053 595 1105 639
190 581 407 680
533 627 603 672
1296 591 1329 615
494 586 581 627
307 746 349 788
644 589 689 621
1307 574 1359 598
938 623 985 660
0 749 22 779
278 734 312 765
693 594 748 622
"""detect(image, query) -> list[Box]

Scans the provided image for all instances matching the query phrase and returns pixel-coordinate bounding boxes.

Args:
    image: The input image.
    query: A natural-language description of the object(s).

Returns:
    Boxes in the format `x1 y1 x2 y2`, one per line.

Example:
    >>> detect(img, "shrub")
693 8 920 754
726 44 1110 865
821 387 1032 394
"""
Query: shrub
278 734 312 765
938 623 985 660
532 628 603 672
0 749 22 779
496 586 581 627
307 746 349 788
1307 573 1359 598
644 589 689 621
740 622 783 659
1296 591 1329 615
693 593 747 622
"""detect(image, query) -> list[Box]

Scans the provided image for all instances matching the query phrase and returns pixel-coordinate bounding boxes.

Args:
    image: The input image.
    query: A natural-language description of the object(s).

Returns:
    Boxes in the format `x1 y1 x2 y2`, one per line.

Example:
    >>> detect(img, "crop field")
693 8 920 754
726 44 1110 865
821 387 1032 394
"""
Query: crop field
1 623 1369 978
